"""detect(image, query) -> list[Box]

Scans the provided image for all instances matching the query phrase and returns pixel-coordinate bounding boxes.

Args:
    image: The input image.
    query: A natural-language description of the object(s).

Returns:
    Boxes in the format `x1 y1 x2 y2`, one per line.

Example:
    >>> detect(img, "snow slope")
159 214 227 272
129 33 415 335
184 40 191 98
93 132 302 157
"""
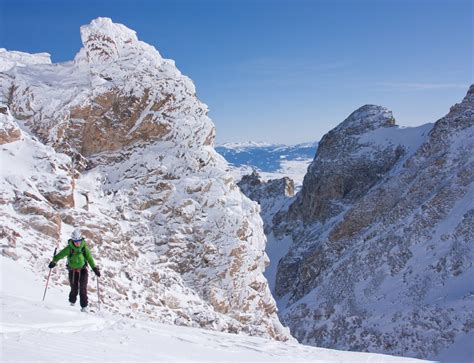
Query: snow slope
0 257 429 362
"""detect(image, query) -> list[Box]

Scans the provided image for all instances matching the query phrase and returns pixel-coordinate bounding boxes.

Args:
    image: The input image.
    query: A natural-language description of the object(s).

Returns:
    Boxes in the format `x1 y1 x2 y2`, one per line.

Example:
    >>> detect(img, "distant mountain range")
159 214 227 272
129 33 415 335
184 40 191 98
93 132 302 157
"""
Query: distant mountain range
216 142 318 173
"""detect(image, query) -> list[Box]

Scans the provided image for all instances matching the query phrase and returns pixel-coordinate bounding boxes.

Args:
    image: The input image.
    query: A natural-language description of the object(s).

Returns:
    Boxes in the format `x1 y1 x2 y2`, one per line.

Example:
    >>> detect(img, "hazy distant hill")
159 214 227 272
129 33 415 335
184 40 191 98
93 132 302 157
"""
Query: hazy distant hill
216 142 318 172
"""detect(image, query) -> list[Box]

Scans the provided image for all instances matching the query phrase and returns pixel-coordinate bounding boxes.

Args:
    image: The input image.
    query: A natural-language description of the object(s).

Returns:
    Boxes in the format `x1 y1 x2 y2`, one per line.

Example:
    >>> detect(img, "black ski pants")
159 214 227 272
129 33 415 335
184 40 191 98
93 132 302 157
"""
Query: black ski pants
68 268 88 307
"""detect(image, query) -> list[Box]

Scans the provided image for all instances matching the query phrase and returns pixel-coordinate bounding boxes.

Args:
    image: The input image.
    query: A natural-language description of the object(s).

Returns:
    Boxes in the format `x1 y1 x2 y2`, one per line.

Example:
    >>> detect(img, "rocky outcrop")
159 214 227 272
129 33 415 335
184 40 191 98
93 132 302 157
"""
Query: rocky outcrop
238 171 295 234
1 122 74 257
0 18 290 341
0 106 21 144
238 171 295 206
288 105 403 224
270 88 474 360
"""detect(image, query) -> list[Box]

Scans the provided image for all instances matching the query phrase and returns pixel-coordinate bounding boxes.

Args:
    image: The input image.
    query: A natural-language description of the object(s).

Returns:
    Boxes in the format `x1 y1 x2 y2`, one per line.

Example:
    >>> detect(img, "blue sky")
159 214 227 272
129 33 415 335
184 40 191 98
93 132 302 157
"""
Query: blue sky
1 0 472 144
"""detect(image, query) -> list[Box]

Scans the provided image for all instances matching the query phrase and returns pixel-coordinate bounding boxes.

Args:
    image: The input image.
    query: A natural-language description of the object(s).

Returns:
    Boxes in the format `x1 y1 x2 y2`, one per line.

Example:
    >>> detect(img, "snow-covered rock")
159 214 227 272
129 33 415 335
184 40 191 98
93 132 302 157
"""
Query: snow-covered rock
0 48 51 72
238 171 295 234
267 89 474 360
0 105 22 144
0 18 290 341
288 105 416 224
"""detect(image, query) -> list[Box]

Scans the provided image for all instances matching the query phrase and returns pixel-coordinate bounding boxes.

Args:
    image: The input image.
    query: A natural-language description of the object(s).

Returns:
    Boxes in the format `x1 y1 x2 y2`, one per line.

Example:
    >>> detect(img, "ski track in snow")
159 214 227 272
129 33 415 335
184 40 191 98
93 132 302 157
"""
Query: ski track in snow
0 257 429 363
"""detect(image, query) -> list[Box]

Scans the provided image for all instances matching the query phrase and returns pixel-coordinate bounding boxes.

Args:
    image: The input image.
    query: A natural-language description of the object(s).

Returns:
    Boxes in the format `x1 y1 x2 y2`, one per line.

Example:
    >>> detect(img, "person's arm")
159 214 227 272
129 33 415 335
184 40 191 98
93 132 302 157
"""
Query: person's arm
84 245 97 270
52 245 70 263
86 245 101 277
48 245 70 268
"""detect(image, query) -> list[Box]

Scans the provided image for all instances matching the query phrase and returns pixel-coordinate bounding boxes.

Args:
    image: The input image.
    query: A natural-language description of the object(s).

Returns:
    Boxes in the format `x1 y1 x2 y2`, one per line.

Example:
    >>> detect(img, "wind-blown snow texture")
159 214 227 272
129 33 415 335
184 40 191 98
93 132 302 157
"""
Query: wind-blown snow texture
0 17 289 341
250 94 474 362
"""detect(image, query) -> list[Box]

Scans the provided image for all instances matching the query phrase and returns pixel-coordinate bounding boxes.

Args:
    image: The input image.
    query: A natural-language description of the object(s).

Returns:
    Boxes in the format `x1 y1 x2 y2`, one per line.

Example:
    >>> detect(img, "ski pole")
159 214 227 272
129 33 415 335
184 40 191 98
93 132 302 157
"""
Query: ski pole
42 247 57 301
96 276 101 311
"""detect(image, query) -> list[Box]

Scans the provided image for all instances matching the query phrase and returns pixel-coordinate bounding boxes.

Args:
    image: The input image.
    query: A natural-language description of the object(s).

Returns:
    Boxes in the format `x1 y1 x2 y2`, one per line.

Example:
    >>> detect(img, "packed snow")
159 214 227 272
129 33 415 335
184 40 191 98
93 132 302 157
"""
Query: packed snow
0 257 429 362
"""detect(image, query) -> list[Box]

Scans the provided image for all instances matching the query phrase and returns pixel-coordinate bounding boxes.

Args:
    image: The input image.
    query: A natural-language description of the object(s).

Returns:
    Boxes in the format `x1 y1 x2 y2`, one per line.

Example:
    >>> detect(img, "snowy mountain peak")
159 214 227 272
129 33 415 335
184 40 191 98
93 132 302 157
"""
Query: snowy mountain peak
1 19 290 342
337 104 396 135
79 17 162 66
467 83 474 96
446 83 474 117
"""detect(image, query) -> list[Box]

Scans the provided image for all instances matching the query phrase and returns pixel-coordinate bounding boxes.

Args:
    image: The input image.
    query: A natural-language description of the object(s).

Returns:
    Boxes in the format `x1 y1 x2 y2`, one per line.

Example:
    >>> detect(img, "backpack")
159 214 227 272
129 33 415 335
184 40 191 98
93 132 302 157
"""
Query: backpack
67 239 88 269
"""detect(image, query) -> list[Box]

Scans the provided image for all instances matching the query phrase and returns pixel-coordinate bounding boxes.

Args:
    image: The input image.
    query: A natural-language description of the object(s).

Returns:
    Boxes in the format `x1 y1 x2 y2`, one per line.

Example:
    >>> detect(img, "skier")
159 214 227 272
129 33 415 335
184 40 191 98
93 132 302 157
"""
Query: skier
48 229 101 312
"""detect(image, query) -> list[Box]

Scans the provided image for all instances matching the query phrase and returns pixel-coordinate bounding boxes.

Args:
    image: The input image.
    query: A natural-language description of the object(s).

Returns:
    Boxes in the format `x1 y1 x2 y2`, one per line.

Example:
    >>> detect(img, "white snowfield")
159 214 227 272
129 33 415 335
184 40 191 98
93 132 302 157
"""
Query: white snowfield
0 257 429 363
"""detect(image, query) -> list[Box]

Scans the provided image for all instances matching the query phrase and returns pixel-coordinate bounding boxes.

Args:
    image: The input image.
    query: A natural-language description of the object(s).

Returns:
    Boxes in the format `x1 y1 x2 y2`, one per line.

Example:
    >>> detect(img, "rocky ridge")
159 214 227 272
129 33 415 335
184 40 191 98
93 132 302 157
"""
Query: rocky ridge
243 91 473 360
0 18 290 341
288 105 403 224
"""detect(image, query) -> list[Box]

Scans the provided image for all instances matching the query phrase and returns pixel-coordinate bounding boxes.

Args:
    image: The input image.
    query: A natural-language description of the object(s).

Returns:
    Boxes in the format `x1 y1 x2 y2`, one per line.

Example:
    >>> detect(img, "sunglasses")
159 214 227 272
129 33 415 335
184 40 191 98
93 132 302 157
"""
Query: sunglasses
73 239 82 244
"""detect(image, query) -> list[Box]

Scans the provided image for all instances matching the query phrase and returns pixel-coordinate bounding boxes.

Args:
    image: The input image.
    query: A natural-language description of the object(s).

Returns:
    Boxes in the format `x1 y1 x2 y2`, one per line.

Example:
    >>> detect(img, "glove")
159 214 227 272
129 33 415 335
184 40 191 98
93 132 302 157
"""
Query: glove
48 261 56 269
93 267 101 277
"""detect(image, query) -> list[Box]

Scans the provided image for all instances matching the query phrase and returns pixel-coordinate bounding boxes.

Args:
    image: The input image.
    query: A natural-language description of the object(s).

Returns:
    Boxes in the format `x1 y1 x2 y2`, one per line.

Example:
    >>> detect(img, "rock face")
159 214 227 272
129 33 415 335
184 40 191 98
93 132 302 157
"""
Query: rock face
289 105 403 223
238 171 295 211
0 18 290 341
238 171 295 235
0 106 21 144
267 89 474 360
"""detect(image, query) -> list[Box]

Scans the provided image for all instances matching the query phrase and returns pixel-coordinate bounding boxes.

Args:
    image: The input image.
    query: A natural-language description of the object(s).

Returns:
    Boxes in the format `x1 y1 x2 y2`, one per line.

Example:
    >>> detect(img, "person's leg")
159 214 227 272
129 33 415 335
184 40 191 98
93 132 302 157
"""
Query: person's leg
79 268 89 308
69 270 79 304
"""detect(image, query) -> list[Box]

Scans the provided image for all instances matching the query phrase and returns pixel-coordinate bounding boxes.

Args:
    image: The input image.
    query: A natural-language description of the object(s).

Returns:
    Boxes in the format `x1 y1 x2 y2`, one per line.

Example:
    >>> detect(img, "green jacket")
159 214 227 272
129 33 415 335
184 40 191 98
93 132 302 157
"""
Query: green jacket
52 239 96 270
